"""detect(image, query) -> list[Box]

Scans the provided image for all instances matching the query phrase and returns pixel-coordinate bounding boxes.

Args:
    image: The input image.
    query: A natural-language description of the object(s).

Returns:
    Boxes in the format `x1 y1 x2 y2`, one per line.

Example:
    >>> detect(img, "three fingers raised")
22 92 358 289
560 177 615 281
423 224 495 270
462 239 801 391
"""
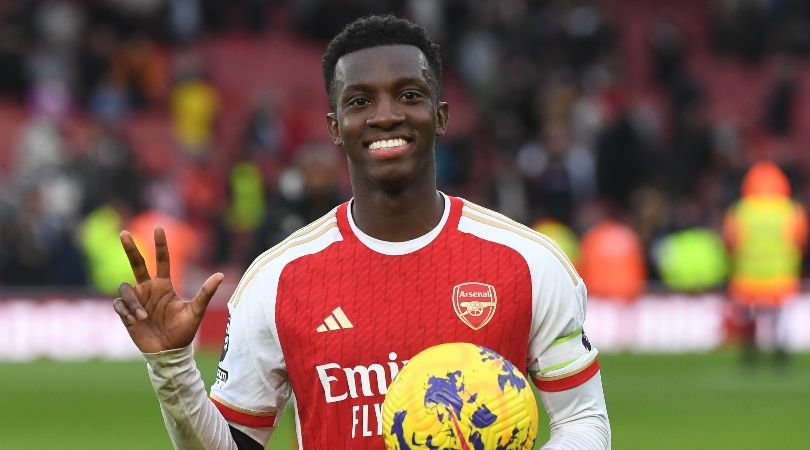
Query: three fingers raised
115 226 222 325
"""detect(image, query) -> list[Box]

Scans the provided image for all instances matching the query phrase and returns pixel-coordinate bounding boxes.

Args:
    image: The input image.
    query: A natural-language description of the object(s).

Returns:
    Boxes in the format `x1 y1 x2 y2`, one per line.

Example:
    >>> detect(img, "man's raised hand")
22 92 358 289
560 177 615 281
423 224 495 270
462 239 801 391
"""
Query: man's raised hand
113 226 224 354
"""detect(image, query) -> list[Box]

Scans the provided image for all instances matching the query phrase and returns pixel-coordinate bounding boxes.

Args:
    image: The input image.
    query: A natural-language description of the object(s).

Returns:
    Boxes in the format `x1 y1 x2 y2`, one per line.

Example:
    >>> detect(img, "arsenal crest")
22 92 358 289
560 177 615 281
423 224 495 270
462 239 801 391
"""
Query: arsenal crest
452 282 497 330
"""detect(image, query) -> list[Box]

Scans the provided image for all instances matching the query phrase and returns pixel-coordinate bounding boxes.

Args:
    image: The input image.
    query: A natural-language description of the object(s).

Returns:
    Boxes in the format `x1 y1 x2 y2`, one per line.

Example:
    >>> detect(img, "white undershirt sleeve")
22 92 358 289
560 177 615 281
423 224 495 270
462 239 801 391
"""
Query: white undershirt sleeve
144 345 273 449
539 371 611 449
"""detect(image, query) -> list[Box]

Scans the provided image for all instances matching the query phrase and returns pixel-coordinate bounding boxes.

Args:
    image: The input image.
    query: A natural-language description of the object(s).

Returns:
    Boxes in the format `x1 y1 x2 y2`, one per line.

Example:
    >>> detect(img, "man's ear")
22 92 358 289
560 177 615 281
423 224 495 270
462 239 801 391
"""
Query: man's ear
325 112 343 146
435 101 449 137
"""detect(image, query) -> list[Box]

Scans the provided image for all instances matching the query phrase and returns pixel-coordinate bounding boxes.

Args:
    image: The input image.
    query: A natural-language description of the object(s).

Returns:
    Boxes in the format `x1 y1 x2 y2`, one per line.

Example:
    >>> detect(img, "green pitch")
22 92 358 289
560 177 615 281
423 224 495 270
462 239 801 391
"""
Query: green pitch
1 351 807 449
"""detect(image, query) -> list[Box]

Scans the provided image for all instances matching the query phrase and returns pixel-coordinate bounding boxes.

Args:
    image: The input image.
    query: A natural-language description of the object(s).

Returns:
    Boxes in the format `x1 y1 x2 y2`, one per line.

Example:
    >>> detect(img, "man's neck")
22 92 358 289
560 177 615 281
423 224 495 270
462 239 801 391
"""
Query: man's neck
350 186 444 242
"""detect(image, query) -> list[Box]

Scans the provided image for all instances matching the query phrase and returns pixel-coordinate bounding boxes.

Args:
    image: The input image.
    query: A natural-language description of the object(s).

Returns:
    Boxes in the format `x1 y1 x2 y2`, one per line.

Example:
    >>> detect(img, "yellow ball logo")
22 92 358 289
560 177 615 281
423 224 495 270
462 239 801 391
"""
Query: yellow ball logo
382 342 538 449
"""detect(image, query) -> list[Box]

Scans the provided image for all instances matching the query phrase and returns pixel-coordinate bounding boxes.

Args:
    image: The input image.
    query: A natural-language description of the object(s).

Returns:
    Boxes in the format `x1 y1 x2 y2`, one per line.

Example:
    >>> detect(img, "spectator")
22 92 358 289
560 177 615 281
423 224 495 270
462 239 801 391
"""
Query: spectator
579 209 647 302
170 52 218 159
723 161 808 369
77 26 116 107
0 23 28 101
655 227 728 293
594 111 647 209
79 202 135 294
113 34 168 109
761 55 799 137
225 160 266 234
242 89 286 160
246 143 344 266
168 0 204 44
710 0 770 62
518 120 596 224
14 116 67 188
0 189 52 285
78 120 143 213
490 152 530 225
0 185 85 286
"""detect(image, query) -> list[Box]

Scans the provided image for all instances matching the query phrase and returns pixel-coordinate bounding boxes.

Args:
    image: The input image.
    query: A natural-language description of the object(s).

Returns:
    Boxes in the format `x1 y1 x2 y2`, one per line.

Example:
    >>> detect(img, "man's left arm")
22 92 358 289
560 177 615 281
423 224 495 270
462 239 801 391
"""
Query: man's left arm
537 371 610 449
526 247 610 449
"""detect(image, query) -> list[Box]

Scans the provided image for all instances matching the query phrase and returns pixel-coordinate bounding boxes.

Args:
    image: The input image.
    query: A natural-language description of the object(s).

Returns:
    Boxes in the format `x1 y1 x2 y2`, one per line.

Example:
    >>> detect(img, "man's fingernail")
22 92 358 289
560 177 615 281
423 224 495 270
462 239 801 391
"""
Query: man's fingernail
136 310 148 320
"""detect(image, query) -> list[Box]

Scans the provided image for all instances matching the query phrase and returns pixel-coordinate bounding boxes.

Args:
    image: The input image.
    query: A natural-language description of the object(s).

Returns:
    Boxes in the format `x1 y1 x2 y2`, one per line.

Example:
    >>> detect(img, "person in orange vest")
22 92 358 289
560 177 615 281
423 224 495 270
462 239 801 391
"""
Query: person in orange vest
723 161 807 369
579 217 647 303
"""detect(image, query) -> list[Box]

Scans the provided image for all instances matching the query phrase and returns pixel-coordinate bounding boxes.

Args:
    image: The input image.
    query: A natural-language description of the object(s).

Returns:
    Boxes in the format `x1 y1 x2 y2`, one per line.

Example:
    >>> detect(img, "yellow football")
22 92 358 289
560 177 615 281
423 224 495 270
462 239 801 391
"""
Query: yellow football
382 342 538 449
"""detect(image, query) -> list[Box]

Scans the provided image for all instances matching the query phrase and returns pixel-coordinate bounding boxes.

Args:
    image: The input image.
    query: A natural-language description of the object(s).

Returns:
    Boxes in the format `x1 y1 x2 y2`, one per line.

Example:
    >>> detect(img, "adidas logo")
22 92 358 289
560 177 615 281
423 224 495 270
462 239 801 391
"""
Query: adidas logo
316 307 354 332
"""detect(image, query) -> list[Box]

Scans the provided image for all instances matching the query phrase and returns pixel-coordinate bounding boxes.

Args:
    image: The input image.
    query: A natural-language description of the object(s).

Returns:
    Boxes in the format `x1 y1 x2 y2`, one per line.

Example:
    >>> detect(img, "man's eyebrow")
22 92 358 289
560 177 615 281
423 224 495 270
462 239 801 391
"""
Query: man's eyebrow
340 83 372 94
393 77 431 90
341 77 430 94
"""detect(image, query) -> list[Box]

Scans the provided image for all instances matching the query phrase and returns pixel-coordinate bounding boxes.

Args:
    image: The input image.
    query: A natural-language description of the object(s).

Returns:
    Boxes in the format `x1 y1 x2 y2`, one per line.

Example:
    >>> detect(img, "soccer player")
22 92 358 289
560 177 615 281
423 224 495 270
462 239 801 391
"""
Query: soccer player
113 15 611 449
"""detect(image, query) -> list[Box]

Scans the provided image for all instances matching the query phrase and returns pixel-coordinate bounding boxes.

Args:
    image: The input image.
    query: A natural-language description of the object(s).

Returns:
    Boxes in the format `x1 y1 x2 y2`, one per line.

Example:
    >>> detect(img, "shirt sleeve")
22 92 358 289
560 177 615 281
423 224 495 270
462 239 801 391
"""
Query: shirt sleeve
539 372 611 449
526 247 600 392
524 246 610 449
145 345 241 450
209 262 291 430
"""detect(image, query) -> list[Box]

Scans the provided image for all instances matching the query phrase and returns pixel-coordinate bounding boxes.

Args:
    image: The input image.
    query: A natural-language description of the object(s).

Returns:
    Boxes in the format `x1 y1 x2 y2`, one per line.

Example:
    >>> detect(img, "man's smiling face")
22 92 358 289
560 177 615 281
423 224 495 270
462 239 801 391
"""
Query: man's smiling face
326 45 448 191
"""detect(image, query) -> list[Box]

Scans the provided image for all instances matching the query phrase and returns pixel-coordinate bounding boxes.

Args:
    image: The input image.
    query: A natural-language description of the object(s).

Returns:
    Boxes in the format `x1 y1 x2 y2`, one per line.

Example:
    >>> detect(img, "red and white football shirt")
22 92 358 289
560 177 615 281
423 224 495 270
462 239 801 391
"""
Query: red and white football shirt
210 194 599 449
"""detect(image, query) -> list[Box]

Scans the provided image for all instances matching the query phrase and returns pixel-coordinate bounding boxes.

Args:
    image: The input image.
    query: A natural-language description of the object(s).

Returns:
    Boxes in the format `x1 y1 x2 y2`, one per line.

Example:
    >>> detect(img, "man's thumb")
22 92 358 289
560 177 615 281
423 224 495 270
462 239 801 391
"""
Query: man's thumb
192 272 224 316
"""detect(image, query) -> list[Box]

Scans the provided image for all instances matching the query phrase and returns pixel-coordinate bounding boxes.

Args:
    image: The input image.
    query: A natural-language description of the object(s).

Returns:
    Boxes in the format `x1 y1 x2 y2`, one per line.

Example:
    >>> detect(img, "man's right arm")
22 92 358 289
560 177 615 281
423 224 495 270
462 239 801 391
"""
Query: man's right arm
145 345 271 450
113 227 287 449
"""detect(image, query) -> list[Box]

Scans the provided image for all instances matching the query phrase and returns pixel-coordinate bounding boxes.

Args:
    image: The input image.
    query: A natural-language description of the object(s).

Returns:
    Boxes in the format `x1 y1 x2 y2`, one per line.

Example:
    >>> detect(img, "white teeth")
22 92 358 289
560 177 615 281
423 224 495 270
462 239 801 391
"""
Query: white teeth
369 138 407 150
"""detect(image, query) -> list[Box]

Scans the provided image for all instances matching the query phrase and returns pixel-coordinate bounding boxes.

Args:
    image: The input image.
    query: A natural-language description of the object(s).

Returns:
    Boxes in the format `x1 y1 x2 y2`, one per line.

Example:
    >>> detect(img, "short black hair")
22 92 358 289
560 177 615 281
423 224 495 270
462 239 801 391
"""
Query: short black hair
321 15 442 111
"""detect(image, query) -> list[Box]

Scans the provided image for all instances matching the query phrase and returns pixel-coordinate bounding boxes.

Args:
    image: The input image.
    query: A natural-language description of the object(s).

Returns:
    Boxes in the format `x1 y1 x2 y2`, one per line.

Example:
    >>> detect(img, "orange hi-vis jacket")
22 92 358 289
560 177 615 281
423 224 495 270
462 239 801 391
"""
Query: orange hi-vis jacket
723 162 808 306
579 219 646 302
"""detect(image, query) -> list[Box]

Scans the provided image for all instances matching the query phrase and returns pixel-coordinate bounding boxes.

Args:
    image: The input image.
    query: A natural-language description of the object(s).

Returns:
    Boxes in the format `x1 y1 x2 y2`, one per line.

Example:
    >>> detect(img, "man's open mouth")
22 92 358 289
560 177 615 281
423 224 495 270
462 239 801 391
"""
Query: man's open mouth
368 138 409 150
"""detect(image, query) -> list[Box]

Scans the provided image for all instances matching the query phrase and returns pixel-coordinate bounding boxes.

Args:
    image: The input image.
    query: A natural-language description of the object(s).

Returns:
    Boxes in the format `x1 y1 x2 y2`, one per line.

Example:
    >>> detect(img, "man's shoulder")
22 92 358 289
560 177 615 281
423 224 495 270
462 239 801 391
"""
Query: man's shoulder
456 198 554 251
455 198 579 285
229 207 345 307
247 206 344 274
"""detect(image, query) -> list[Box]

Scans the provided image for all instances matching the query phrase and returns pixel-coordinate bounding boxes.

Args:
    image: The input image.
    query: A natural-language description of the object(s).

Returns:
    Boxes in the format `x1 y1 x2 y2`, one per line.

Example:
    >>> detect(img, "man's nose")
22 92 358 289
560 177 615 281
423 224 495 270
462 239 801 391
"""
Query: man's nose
366 97 404 129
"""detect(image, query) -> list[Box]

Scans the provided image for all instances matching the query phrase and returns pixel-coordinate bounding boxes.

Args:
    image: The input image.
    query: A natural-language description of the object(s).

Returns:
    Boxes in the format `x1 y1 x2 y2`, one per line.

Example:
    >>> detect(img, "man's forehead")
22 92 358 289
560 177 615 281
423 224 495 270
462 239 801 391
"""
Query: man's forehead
334 44 430 85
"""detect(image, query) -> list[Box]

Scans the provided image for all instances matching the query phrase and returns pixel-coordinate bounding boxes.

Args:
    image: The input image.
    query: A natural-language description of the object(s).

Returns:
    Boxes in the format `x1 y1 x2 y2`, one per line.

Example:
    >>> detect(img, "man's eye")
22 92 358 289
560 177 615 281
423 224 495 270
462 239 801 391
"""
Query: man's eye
347 97 369 107
401 91 422 101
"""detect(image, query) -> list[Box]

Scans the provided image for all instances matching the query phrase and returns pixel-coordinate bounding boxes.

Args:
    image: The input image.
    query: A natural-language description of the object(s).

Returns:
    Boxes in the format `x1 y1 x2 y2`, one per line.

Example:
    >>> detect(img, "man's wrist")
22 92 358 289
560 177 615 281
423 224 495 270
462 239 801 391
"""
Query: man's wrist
143 344 196 372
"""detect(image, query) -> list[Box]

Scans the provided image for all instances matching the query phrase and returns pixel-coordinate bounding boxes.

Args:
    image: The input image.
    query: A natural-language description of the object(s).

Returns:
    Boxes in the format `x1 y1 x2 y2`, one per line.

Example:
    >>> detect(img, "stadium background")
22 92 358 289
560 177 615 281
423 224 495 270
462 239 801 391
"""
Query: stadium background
1 0 809 448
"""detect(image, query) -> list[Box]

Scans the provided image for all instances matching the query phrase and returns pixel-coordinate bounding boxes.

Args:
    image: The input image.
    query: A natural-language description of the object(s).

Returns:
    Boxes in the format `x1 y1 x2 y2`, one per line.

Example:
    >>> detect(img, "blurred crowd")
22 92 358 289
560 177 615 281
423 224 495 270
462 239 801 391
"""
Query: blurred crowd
0 0 809 300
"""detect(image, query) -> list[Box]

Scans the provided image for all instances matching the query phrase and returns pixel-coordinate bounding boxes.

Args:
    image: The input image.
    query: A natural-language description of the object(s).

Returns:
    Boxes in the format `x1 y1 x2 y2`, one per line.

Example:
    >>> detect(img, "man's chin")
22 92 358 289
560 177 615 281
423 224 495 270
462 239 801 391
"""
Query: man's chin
350 158 433 194
366 168 421 194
